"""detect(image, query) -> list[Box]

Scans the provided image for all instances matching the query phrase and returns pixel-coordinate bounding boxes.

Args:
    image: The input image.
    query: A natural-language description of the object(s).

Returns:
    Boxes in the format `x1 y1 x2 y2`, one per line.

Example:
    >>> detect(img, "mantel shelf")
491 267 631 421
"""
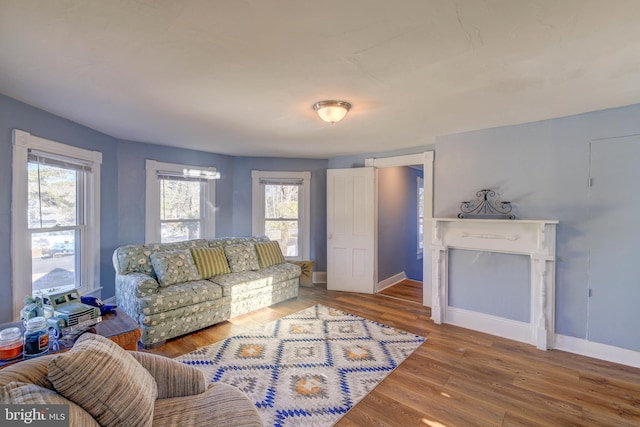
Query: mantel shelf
433 218 559 225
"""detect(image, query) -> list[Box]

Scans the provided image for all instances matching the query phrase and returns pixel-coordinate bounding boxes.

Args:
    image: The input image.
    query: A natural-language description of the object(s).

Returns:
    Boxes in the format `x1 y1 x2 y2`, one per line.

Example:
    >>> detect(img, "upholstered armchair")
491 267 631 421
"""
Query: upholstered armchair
0 333 261 427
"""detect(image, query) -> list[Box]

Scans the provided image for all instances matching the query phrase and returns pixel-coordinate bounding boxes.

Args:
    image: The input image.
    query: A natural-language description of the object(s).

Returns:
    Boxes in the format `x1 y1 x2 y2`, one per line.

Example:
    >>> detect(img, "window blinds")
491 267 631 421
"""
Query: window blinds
28 150 93 173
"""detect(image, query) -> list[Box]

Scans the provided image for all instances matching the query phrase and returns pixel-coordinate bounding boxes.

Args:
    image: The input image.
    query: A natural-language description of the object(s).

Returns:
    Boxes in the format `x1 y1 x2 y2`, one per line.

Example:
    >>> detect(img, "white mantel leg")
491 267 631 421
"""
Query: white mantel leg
431 249 444 324
535 259 548 350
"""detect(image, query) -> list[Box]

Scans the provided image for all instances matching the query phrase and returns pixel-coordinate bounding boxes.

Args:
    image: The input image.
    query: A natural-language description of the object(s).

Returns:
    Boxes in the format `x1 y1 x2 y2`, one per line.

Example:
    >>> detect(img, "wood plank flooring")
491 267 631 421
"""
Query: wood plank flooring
378 279 423 304
142 285 640 426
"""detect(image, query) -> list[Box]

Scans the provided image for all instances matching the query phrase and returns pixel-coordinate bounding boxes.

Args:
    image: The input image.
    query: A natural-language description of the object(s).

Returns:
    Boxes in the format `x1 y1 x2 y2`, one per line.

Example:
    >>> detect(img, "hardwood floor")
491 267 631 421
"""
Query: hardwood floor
143 285 640 426
378 279 423 304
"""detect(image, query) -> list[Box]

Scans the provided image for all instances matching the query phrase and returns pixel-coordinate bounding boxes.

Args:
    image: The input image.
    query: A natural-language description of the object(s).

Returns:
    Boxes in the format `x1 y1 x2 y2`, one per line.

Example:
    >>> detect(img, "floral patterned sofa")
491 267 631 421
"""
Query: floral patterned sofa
113 236 301 347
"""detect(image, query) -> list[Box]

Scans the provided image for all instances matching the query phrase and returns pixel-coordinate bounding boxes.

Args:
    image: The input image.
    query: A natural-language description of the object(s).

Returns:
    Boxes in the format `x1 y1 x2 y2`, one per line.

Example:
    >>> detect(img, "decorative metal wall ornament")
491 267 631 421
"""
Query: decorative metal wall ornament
458 189 515 219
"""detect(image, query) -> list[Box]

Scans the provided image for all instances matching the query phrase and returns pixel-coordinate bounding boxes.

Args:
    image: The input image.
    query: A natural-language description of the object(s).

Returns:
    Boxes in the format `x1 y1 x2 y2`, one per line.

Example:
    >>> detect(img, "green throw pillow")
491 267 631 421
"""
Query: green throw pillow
223 243 261 272
150 249 202 287
191 247 231 278
255 241 286 268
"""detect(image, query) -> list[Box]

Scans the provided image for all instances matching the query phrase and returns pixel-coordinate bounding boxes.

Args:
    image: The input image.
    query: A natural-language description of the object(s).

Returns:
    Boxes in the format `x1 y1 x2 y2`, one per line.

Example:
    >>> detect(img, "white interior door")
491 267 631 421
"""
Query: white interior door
327 167 376 293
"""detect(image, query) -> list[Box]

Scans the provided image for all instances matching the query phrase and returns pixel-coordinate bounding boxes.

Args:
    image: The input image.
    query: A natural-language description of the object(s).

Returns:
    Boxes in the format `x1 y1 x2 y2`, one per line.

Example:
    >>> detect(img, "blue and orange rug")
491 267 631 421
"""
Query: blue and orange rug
178 304 426 426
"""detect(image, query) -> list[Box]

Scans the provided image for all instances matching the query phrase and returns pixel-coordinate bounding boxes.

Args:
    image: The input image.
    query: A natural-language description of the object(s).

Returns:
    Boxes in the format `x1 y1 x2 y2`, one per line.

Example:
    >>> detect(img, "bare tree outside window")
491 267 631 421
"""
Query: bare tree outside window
28 161 82 293
160 178 202 243
264 184 299 256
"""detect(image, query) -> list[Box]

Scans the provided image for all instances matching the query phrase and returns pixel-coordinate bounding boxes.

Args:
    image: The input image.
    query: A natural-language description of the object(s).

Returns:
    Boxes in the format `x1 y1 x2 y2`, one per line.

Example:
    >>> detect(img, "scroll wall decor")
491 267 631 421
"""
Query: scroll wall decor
458 189 515 219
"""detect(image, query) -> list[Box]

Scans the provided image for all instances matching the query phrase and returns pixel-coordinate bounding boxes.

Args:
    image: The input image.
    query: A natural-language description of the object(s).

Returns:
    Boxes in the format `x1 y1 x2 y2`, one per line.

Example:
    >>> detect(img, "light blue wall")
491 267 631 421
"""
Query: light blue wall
0 95 329 323
115 140 235 245
448 249 530 322
435 103 640 349
0 94 119 321
330 103 640 352
377 166 423 282
231 157 328 271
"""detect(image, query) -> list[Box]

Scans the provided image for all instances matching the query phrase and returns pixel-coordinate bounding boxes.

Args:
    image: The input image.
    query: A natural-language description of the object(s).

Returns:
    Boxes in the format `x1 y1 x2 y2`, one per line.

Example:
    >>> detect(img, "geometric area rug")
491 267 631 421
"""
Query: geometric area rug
177 304 426 426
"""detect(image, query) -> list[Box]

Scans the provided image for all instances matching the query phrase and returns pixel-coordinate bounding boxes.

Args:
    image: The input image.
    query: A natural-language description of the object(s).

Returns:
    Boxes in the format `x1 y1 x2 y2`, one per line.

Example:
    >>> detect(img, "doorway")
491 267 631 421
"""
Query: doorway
365 152 434 306
376 165 424 304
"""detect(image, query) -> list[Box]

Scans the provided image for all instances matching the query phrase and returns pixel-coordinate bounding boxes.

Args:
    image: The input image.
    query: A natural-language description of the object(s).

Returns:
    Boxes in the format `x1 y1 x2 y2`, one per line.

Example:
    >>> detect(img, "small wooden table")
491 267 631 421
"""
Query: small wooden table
0 308 141 368
92 308 141 351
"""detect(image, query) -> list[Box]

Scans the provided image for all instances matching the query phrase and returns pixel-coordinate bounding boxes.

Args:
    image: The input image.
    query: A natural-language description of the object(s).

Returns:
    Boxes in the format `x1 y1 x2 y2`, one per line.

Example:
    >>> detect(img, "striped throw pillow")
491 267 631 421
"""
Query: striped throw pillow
191 247 231 278
255 241 286 268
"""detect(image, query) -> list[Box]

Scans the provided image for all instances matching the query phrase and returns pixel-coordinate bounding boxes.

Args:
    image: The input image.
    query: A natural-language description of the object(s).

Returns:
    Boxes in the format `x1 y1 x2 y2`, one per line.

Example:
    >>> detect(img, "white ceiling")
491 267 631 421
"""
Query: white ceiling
1 1 640 159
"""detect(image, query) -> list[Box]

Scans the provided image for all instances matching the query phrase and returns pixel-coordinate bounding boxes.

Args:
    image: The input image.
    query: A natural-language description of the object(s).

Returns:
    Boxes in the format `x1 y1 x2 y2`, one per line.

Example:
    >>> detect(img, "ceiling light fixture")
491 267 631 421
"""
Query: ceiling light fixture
313 100 352 123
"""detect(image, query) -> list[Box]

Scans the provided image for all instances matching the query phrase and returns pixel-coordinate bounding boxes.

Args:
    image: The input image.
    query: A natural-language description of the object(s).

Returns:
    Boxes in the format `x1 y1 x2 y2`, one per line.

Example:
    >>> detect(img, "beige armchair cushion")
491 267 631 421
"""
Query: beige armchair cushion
153 382 262 427
1 381 100 427
48 333 158 427
129 351 206 399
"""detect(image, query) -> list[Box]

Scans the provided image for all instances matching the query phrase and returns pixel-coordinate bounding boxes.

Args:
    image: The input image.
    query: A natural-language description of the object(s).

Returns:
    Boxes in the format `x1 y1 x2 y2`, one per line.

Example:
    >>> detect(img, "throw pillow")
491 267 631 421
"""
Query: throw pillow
191 247 231 278
224 243 261 272
1 381 100 427
150 249 201 287
292 260 315 287
254 241 286 268
47 333 158 427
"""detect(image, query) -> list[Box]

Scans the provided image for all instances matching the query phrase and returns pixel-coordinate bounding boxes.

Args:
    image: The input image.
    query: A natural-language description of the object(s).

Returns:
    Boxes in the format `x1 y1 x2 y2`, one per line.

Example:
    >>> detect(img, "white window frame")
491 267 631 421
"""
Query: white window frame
251 170 311 261
145 160 217 243
11 129 102 319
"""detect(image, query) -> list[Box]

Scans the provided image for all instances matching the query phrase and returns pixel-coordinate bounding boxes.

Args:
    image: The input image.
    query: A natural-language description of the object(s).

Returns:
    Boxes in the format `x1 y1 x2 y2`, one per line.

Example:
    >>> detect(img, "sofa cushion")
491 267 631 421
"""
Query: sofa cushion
151 249 202 287
191 247 231 278
47 333 158 427
1 381 101 427
209 262 302 296
138 280 224 315
207 236 270 250
224 243 261 272
255 241 286 268
113 239 209 277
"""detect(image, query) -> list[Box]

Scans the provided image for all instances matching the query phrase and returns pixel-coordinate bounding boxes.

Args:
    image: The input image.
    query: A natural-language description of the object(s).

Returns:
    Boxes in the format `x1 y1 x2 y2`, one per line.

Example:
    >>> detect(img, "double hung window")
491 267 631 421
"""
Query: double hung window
12 130 101 317
251 171 310 260
145 160 217 243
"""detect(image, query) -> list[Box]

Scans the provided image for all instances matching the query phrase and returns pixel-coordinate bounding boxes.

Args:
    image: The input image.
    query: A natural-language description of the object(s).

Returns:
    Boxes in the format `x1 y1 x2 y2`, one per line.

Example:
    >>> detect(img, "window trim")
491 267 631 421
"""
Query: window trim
251 170 311 261
12 129 102 319
417 175 424 259
145 160 217 243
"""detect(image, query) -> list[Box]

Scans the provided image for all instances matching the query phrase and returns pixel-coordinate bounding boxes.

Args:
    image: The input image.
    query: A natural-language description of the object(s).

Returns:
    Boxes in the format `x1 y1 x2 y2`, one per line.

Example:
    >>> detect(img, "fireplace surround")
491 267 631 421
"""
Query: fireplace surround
431 218 558 350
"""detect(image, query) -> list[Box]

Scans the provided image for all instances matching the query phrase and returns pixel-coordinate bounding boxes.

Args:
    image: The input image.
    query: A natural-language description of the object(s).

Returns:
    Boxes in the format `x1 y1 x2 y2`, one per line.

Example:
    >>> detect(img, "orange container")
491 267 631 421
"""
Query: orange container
0 327 23 360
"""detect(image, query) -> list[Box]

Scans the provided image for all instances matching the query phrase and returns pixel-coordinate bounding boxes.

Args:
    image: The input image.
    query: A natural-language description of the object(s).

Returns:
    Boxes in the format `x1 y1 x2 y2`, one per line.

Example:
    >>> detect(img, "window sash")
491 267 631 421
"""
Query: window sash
28 151 93 172
251 170 310 261
145 160 216 244
12 129 102 319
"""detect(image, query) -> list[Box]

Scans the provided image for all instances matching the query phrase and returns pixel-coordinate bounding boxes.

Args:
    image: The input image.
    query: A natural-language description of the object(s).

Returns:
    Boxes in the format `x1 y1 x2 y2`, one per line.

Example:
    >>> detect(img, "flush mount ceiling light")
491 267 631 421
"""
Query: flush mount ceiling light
313 100 352 123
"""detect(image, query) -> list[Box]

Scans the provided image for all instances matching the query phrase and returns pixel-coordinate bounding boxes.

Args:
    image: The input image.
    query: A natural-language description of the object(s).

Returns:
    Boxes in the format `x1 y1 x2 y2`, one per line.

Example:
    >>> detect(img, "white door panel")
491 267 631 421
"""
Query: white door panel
327 167 376 293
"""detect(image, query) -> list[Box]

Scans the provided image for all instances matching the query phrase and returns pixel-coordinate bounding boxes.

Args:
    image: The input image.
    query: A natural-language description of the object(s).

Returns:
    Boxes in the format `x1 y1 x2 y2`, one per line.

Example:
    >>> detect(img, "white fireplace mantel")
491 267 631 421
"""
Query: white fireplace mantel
431 218 558 350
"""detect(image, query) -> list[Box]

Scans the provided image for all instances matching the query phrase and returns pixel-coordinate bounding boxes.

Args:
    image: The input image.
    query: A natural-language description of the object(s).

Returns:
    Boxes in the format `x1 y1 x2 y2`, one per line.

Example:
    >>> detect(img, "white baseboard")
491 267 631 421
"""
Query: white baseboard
103 296 116 304
312 271 327 284
444 307 640 367
377 272 407 292
554 334 640 368
446 307 534 346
